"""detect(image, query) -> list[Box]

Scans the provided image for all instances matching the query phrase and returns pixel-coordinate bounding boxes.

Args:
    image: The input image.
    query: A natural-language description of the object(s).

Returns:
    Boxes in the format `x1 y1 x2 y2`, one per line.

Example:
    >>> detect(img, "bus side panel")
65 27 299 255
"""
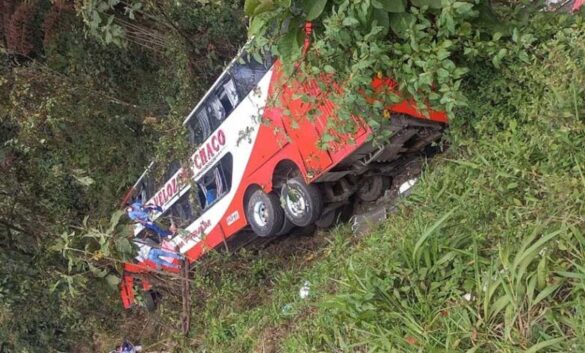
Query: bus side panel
185 243 203 262
202 226 227 255
279 95 333 176
371 77 448 123
243 107 290 180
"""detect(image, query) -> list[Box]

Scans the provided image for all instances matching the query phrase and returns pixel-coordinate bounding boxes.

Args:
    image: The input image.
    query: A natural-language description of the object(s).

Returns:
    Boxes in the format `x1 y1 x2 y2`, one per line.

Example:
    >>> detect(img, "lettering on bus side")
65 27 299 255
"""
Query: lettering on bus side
226 211 240 226
191 129 226 177
150 173 183 208
187 219 212 242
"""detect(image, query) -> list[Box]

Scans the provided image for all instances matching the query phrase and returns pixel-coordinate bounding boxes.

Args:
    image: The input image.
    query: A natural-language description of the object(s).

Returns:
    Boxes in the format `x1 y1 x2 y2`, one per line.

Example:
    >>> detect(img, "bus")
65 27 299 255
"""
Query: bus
119 38 448 309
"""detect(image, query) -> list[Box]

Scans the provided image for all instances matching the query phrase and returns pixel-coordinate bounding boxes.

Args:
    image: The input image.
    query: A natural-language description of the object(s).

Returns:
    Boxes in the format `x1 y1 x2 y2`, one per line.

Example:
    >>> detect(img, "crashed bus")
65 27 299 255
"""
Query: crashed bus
119 33 448 309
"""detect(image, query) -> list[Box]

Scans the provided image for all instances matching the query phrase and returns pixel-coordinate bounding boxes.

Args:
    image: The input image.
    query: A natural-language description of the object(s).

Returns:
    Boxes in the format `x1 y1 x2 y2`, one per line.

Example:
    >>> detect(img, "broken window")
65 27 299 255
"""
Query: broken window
197 153 233 211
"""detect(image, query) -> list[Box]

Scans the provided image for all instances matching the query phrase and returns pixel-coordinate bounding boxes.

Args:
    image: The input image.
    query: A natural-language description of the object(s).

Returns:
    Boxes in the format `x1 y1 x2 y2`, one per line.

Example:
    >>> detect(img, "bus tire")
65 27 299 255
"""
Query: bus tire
276 216 295 236
246 189 285 237
281 177 323 227
357 175 390 202
315 209 337 229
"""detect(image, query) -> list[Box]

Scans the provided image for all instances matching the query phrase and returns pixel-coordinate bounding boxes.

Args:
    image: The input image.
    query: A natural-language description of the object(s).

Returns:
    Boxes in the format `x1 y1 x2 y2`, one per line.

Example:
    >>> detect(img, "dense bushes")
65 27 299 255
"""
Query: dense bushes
0 1 246 351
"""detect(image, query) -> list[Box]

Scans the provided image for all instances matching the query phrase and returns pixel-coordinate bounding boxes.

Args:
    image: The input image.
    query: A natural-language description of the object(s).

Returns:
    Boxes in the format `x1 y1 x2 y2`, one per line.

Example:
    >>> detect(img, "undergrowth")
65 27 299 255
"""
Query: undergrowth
144 12 585 353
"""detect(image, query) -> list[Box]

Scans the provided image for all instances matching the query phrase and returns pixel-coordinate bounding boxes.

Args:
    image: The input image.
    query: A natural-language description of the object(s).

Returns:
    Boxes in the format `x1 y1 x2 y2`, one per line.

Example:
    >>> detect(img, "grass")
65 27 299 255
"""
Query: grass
133 16 585 353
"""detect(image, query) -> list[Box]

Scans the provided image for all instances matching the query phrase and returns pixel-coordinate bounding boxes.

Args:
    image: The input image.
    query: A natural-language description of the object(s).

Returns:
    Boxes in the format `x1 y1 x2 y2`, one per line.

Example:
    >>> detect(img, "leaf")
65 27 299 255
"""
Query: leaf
303 0 328 21
244 0 261 16
105 274 121 287
74 175 95 186
105 31 112 44
115 237 133 254
524 337 565 353
389 13 415 39
412 208 457 263
533 284 560 306
89 263 108 278
245 0 274 16
253 0 275 16
342 17 360 27
277 24 303 64
372 8 390 36
411 0 442 9
248 16 265 36
323 65 336 73
108 210 125 233
489 294 511 319
373 0 406 13
511 230 561 273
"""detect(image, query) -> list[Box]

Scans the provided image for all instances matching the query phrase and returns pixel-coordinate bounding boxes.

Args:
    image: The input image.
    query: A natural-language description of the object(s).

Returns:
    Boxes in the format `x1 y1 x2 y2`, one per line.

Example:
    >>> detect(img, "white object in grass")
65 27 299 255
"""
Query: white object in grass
299 281 310 299
399 178 418 194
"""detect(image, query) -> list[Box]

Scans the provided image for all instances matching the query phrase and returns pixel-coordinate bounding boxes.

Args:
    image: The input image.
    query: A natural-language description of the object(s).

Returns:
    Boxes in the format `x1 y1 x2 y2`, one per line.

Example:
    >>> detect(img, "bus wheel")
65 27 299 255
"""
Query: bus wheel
357 175 390 202
246 189 285 237
315 209 337 229
282 177 323 227
276 217 295 236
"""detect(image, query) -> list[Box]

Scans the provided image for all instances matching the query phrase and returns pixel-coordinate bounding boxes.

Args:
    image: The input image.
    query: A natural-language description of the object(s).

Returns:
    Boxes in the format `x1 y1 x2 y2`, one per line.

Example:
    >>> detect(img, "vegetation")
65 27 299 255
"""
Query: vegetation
0 0 583 352
0 0 246 351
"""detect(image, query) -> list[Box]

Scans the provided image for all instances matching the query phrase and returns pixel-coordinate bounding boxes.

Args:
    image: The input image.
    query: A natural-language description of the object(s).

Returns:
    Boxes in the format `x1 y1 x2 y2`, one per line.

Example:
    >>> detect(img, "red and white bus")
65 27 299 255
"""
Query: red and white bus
119 37 448 309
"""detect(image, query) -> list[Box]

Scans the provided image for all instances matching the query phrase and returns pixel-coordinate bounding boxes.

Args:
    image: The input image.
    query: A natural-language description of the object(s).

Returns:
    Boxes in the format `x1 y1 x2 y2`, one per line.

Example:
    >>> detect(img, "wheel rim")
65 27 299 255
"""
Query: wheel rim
286 187 307 218
253 201 268 227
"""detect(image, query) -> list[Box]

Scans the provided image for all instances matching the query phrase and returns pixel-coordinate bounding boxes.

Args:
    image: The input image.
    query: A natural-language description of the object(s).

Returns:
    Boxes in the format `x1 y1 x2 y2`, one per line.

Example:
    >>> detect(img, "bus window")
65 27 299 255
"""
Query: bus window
206 78 240 130
188 109 212 146
229 52 272 99
197 153 233 210
206 96 226 130
221 78 238 108
137 173 156 203
168 191 198 228
215 77 238 116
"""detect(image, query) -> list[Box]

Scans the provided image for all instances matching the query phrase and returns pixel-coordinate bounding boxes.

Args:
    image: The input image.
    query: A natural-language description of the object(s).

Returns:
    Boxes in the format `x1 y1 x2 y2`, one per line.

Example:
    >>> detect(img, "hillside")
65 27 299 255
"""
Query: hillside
1 1 584 352
124 13 585 353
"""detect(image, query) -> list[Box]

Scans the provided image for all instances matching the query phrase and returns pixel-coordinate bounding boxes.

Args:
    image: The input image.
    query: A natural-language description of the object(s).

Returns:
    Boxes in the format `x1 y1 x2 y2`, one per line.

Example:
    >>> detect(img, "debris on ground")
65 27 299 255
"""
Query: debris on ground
281 303 294 316
350 157 427 235
299 281 310 299
398 178 418 195
351 207 388 235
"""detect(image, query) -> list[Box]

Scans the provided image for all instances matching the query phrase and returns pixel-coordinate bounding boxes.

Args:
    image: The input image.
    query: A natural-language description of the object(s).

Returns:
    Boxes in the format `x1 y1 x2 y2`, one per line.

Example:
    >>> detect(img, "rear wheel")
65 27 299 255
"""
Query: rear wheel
281 177 323 227
276 216 295 236
246 189 284 237
315 209 337 229
357 175 391 202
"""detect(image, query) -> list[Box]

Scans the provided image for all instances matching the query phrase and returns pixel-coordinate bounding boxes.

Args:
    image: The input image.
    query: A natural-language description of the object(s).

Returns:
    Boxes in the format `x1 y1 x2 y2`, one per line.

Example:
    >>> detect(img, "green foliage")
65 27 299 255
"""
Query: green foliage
277 13 585 353
244 0 568 141
0 1 247 351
